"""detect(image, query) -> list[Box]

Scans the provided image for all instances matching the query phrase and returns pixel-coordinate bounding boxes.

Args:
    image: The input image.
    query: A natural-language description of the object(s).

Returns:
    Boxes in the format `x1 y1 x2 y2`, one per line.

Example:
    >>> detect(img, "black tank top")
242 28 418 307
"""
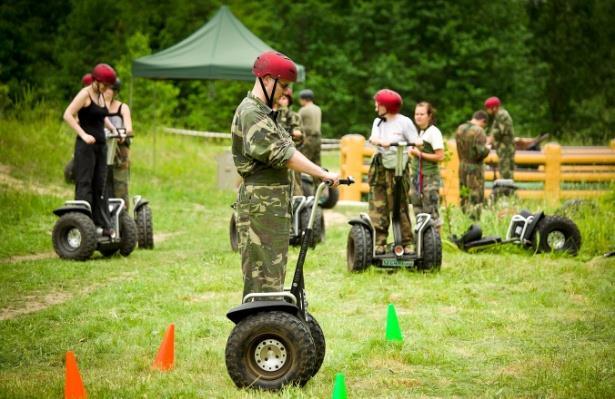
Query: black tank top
78 94 108 143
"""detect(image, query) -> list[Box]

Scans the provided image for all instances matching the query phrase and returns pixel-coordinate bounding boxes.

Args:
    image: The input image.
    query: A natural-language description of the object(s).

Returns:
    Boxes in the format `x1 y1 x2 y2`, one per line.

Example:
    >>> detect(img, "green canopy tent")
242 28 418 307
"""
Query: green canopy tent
132 5 305 81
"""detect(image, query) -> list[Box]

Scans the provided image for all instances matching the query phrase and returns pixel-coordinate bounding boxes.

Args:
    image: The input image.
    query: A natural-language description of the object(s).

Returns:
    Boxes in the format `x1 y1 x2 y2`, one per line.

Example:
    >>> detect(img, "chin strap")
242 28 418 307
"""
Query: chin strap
258 77 279 111
377 112 387 126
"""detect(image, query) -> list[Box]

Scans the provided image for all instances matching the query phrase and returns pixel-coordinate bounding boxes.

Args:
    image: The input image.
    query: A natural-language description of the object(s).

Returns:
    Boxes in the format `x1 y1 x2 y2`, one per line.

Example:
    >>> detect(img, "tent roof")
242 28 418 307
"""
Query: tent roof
132 6 305 82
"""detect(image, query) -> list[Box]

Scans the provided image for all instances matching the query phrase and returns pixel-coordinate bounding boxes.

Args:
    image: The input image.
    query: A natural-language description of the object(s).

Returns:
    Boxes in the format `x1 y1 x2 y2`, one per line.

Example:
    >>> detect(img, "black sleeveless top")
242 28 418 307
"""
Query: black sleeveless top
78 94 108 143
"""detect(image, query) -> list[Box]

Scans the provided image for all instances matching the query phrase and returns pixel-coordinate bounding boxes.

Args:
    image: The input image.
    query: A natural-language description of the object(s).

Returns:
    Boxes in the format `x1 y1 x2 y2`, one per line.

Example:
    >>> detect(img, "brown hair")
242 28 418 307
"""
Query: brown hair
416 101 436 124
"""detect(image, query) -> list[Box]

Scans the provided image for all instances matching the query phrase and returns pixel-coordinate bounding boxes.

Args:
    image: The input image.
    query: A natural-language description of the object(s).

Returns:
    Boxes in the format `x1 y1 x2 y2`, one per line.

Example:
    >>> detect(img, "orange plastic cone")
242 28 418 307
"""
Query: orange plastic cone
64 351 87 399
152 323 175 371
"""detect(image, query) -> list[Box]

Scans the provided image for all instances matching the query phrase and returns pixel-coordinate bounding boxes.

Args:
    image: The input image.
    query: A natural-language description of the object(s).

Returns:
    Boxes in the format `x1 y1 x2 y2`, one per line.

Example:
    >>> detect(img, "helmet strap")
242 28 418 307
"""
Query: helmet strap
377 112 387 126
258 77 279 110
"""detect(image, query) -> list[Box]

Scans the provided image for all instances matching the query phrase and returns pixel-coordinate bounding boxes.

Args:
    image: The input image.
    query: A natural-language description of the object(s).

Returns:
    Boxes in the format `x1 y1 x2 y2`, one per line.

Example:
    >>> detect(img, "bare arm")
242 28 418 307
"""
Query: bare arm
121 103 133 135
63 89 95 144
287 151 339 186
410 147 445 162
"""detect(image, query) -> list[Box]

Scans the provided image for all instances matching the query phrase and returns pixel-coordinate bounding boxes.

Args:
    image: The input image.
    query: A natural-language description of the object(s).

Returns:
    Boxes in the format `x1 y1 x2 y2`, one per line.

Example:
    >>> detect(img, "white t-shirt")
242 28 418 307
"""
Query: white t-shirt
418 125 444 151
369 114 419 155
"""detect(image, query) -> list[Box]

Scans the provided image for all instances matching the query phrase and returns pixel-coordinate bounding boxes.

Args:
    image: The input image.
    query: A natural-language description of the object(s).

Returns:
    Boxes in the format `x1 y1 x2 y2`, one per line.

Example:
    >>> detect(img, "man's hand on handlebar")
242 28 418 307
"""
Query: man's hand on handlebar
322 170 340 187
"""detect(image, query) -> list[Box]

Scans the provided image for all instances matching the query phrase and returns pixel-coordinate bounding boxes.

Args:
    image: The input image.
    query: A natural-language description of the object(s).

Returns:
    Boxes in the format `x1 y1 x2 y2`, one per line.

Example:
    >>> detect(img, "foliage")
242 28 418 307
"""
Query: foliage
0 0 613 142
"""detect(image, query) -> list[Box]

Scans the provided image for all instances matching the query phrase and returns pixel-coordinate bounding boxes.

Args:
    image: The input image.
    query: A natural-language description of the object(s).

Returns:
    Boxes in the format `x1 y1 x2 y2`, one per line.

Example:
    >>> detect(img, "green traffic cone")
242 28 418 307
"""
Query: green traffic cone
331 372 348 399
385 303 403 342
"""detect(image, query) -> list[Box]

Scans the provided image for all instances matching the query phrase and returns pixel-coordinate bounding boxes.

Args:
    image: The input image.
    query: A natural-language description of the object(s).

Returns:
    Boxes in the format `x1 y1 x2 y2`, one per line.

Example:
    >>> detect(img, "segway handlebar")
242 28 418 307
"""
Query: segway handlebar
324 176 355 186
388 141 417 147
105 128 134 139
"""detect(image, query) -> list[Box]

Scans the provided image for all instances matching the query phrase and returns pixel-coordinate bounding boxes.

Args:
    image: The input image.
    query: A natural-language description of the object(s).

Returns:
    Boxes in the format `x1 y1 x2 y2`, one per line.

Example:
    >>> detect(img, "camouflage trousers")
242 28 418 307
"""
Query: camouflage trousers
368 159 413 246
291 170 303 196
236 183 291 298
496 145 515 179
299 136 321 166
459 162 485 220
106 144 130 211
409 172 442 226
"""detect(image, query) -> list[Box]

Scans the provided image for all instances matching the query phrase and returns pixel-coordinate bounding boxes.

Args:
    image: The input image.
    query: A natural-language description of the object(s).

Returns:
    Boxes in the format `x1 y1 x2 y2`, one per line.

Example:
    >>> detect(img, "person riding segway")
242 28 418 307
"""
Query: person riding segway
225 50 340 390
346 89 442 271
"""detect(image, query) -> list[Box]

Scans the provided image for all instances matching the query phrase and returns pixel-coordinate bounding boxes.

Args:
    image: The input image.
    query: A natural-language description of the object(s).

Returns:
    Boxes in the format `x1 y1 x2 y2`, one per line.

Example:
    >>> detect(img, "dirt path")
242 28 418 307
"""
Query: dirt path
0 163 72 198
0 272 137 321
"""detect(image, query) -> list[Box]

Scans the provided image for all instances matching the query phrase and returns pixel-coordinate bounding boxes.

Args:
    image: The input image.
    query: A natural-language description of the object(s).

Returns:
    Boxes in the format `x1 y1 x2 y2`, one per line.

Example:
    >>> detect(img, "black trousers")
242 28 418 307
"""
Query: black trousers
74 138 112 229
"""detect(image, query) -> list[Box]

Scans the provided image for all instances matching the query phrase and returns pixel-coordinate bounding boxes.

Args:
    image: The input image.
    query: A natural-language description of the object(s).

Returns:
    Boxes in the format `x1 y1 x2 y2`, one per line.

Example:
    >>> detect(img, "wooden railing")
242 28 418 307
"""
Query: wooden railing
339 134 615 204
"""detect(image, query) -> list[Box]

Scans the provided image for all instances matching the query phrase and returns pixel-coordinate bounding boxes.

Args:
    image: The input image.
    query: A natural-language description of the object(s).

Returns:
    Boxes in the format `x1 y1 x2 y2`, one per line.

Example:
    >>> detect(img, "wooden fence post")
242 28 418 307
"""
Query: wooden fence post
543 143 561 204
339 134 366 201
442 140 460 205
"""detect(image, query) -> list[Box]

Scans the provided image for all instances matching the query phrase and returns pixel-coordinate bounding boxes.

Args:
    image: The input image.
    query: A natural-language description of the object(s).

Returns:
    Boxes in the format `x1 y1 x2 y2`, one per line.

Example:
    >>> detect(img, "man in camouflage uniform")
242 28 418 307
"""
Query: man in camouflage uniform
485 96 515 179
276 87 304 196
298 89 322 167
456 111 491 219
232 51 338 298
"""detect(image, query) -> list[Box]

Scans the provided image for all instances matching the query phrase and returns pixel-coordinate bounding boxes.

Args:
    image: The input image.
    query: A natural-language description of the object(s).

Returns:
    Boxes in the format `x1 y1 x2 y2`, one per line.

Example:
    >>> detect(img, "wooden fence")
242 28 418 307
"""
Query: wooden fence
338 134 615 204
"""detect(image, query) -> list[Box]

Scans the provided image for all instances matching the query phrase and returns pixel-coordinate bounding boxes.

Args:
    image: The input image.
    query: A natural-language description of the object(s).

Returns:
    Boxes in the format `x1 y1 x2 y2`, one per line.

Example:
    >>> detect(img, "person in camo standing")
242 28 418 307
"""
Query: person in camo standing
455 110 491 220
298 89 322 167
368 89 418 255
409 101 445 234
231 51 339 298
103 78 133 210
276 87 304 196
484 96 515 179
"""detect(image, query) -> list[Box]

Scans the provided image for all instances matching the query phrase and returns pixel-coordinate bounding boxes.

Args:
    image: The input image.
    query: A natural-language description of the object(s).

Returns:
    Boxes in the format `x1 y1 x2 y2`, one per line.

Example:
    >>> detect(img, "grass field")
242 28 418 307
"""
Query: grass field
0 115 614 398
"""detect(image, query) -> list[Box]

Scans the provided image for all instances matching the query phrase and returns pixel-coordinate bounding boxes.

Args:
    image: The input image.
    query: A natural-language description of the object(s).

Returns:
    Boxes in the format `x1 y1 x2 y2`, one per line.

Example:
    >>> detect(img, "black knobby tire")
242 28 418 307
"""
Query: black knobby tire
52 212 97 261
534 215 581 256
304 313 326 379
418 226 442 271
64 158 75 184
225 311 316 390
229 213 239 252
347 224 372 272
118 211 138 256
320 186 339 209
135 205 154 249
299 208 319 248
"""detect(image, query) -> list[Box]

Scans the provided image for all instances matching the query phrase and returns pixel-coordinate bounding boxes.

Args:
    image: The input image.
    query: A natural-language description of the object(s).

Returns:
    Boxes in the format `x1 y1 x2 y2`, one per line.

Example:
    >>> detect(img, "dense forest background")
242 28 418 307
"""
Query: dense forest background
1 0 613 143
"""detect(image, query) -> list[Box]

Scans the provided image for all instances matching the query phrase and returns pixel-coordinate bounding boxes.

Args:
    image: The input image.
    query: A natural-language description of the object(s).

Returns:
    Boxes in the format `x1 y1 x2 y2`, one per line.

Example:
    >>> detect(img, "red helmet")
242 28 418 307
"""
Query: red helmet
91 63 117 85
252 51 297 82
374 89 403 114
484 96 501 108
81 73 93 86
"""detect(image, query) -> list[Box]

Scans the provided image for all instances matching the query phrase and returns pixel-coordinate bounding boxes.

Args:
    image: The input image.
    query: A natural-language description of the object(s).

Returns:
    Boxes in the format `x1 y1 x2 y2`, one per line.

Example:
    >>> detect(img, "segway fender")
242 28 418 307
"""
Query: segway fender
226 301 299 324
522 211 545 243
133 196 150 212
348 216 372 231
53 201 92 218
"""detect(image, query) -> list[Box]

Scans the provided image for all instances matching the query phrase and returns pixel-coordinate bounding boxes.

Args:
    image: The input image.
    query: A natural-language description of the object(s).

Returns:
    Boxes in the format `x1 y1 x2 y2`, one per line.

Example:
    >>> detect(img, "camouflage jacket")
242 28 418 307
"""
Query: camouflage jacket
277 106 304 146
231 92 296 183
456 121 490 164
488 108 515 149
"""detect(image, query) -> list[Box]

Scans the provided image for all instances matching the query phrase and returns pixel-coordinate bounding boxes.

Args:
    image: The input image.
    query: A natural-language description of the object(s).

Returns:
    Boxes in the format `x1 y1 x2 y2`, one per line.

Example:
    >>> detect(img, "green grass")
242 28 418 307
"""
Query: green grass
0 116 614 398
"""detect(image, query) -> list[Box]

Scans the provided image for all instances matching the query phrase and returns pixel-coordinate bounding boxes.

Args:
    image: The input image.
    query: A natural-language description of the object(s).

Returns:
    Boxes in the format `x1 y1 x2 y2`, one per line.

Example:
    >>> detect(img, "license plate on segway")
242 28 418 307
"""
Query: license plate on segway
382 258 413 267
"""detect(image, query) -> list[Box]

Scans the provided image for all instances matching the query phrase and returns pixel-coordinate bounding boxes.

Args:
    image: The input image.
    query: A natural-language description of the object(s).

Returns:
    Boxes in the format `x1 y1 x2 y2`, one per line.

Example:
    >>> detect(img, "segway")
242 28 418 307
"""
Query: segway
225 177 354 390
301 173 339 209
52 198 137 260
105 128 154 249
346 142 442 272
450 210 582 256
229 195 325 252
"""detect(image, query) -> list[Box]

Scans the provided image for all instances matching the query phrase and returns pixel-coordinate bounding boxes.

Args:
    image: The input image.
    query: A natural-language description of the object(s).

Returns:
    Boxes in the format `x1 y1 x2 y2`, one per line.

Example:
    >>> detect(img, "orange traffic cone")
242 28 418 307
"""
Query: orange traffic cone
152 323 175 371
64 351 87 399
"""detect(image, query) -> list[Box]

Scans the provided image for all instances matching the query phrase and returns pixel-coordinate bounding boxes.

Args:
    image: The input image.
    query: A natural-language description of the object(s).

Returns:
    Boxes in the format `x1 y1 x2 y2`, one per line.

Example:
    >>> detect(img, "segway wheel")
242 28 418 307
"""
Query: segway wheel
229 213 239 252
320 186 339 209
118 211 138 256
135 204 154 249
304 313 326 380
225 311 316 390
63 158 75 184
534 215 581 256
52 212 97 261
98 244 119 257
347 224 372 272
301 174 314 197
418 226 442 271
299 208 320 248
